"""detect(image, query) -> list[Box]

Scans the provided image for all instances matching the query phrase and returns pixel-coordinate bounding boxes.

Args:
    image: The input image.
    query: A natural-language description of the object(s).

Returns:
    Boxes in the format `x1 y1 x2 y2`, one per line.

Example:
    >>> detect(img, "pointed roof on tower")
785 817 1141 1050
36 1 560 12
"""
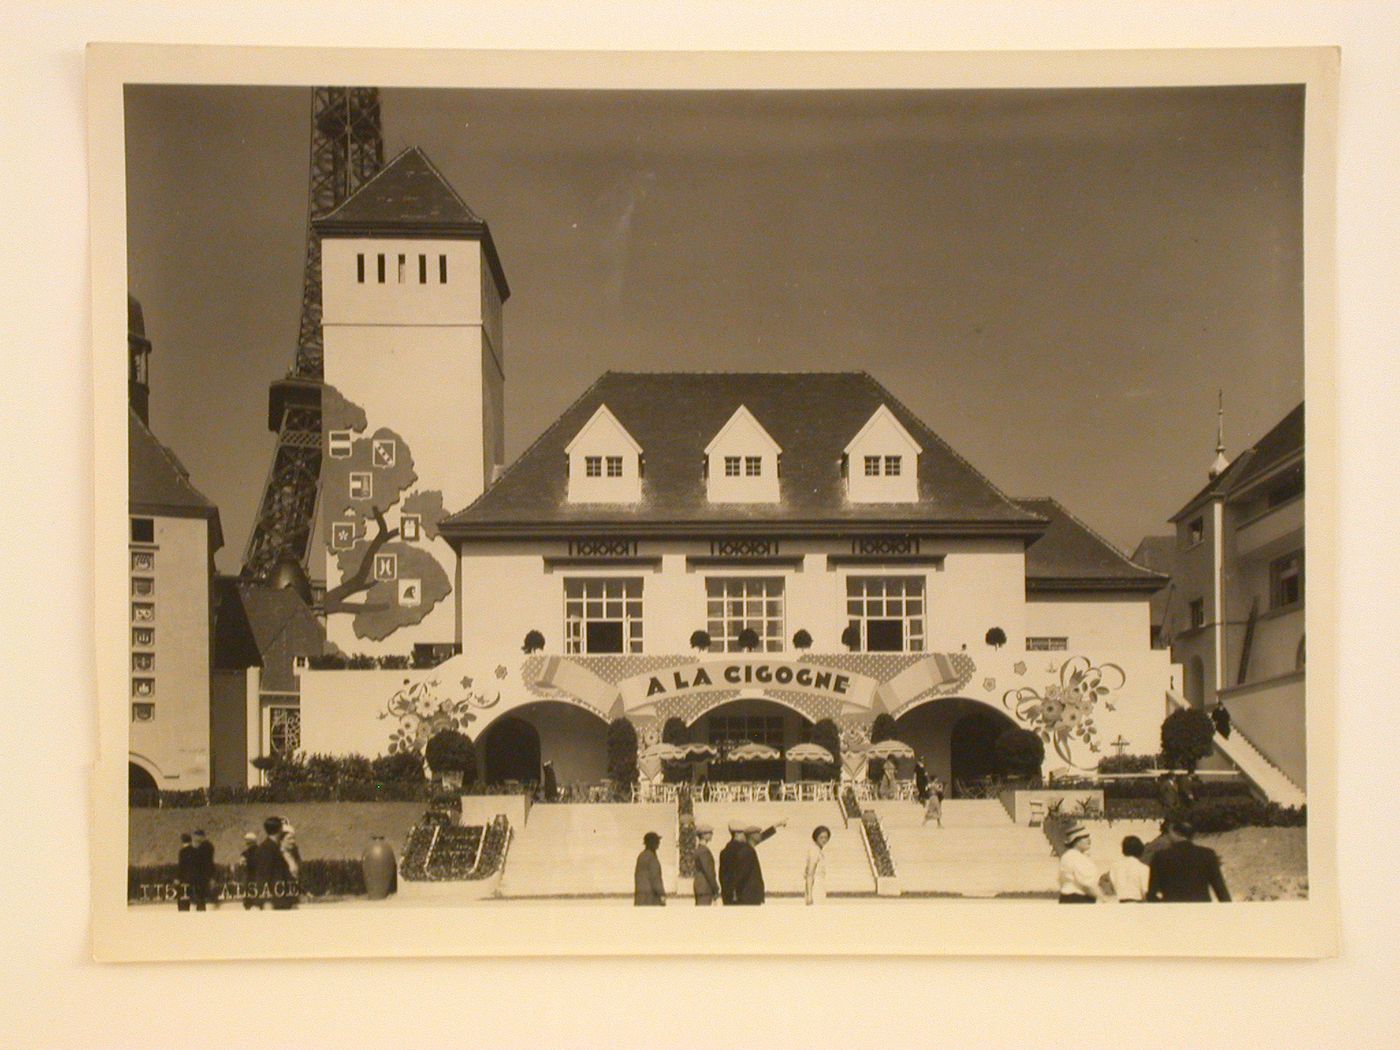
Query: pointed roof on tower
315 146 509 297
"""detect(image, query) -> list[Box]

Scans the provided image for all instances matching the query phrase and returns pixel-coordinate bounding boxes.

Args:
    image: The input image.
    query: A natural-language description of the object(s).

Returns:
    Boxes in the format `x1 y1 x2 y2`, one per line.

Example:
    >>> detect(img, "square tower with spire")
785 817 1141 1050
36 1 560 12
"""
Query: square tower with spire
314 147 509 653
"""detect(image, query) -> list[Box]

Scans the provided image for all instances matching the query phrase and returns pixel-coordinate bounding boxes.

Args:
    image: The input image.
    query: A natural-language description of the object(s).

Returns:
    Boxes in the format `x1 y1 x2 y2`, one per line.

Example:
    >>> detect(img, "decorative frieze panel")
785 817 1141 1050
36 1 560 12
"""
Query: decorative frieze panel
851 535 920 557
566 538 639 558
709 538 780 558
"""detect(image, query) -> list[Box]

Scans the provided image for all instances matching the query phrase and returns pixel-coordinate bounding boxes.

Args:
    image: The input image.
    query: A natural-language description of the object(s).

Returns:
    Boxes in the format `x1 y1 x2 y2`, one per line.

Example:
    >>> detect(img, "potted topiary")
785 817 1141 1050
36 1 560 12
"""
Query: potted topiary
689 629 712 653
522 629 545 653
792 629 813 651
1160 708 1216 772
737 627 761 652
985 626 1007 650
424 729 476 789
841 624 861 652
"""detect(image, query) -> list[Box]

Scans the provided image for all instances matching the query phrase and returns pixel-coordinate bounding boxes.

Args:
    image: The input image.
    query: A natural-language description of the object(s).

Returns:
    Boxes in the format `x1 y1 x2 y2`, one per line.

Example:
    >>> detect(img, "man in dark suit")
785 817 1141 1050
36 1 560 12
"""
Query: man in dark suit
719 819 788 905
1147 821 1231 902
250 816 295 910
175 833 195 911
188 829 215 911
633 831 667 905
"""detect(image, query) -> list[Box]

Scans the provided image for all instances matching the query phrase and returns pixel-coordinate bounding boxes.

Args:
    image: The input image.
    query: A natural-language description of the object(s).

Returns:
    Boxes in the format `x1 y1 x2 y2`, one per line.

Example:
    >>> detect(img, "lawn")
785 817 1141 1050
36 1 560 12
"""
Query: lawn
129 801 425 866
1205 826 1308 900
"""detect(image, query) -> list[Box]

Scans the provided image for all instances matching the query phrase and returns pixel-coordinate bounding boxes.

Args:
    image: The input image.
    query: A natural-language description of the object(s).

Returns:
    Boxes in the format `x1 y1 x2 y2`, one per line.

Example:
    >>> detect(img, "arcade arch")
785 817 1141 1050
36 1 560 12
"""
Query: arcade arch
893 696 1021 796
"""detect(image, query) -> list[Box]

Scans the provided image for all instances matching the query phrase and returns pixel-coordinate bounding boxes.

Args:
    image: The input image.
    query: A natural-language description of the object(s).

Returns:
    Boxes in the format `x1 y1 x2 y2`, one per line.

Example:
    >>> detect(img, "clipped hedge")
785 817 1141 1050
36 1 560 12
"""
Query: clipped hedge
1185 798 1306 833
131 781 431 808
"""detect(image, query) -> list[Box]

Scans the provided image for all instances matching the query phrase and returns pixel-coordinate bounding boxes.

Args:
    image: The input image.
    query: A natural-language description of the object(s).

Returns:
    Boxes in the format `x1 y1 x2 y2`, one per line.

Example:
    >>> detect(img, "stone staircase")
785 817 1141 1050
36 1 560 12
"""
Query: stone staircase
1168 692 1306 807
693 800 876 895
497 803 678 898
871 799 1058 897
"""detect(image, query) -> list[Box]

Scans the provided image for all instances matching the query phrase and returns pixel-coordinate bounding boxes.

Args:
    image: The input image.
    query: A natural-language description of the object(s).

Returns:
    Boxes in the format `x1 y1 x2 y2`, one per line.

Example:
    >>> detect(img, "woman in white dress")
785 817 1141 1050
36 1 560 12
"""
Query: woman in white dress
804 825 831 905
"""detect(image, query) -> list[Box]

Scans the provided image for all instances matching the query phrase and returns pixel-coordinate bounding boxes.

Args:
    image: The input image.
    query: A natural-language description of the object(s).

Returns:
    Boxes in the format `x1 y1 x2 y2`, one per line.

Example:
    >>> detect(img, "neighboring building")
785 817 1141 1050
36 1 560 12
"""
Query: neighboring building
289 145 1177 792
1130 535 1177 649
127 297 223 792
210 577 325 787
1165 403 1305 794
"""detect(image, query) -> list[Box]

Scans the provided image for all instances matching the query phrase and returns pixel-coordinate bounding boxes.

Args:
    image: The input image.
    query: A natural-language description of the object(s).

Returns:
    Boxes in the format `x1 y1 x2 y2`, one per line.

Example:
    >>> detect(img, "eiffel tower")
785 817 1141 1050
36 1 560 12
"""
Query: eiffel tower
242 88 385 582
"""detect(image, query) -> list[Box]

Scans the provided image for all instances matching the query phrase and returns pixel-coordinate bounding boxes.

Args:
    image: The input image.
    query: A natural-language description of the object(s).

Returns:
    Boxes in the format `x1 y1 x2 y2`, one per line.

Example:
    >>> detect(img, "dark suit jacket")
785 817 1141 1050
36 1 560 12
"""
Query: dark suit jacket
1147 840 1231 902
634 848 666 905
718 828 777 905
190 840 215 885
176 844 197 882
692 844 719 903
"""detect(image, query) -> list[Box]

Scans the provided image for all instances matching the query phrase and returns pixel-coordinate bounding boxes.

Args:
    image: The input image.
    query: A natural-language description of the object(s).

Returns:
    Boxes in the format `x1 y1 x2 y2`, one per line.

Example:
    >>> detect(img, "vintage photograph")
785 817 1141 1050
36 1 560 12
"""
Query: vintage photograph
93 47 1336 957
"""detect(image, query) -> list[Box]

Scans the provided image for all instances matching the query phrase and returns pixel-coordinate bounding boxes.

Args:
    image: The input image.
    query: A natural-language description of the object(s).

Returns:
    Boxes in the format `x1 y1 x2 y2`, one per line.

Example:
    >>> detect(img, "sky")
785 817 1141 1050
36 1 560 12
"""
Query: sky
124 84 1303 575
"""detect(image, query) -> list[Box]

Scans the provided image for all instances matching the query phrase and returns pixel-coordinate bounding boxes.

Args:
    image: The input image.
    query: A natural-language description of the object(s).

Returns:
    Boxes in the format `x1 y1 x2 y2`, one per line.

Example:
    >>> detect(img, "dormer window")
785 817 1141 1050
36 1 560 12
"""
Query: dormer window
845 405 921 503
566 404 643 504
705 406 782 504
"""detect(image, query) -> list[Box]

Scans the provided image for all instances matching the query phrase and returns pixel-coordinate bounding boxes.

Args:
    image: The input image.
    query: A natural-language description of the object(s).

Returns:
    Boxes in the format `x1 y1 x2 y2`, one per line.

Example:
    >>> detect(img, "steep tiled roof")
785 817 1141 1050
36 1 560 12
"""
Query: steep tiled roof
1131 535 1178 625
234 584 327 694
314 146 508 297
129 409 223 546
1017 498 1166 592
1170 403 1304 522
443 372 1045 536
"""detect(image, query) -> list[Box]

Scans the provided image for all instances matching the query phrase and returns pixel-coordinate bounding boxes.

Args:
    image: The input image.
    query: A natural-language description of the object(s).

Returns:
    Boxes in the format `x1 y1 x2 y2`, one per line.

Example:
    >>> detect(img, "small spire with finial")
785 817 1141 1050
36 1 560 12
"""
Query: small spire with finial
1209 389 1230 479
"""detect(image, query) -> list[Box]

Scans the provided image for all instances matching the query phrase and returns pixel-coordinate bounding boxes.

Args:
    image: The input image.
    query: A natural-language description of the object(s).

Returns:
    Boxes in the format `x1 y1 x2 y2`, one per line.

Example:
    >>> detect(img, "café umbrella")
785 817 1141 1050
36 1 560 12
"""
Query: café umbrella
639 742 686 761
784 742 835 764
866 739 915 759
674 741 718 760
725 742 782 762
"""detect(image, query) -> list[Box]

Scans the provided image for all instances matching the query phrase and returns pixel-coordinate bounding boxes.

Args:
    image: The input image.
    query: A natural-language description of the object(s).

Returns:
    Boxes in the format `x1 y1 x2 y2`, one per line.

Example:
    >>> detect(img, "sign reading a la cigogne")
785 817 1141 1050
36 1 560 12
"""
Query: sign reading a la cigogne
533 653 966 717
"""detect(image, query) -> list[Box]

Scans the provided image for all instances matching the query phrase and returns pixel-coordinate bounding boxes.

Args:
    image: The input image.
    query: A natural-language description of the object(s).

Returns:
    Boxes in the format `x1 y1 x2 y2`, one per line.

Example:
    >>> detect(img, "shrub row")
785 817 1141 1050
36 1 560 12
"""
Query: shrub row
1102 796 1307 829
131 781 432 808
128 859 367 901
1050 777 1254 801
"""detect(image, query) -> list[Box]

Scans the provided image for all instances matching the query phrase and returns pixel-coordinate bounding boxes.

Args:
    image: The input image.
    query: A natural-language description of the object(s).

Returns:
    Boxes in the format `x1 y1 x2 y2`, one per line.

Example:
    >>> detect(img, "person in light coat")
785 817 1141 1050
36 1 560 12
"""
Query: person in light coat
692 824 720 905
1057 824 1101 903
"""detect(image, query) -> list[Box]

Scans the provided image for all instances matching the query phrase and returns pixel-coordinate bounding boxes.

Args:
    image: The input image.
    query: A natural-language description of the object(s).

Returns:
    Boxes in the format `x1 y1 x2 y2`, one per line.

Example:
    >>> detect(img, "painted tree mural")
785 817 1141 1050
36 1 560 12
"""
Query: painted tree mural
321 385 452 640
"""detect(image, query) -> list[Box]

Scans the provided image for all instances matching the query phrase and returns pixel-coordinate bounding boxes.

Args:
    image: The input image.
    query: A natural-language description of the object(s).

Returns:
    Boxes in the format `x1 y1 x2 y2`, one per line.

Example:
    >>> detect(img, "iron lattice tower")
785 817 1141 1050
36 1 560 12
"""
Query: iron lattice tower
242 87 385 581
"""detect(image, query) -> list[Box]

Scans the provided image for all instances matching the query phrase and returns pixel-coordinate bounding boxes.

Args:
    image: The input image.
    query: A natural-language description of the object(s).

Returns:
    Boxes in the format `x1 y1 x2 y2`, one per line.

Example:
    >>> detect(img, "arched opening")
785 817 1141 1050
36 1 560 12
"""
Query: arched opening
476 702 610 788
128 760 158 801
479 716 541 786
894 697 1020 797
689 696 813 782
1186 656 1206 707
949 708 1012 790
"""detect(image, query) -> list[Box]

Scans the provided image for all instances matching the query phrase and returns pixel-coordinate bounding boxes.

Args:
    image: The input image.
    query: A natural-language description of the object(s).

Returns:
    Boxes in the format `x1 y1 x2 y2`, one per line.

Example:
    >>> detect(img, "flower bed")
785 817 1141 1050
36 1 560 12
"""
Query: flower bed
472 815 511 878
839 785 862 823
860 810 896 877
677 785 697 878
423 825 484 880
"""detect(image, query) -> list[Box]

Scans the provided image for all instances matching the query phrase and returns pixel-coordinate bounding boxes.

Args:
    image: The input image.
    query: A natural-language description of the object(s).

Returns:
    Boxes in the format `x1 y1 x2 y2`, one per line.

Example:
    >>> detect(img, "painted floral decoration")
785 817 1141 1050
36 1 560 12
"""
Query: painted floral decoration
379 672 502 755
1002 656 1126 767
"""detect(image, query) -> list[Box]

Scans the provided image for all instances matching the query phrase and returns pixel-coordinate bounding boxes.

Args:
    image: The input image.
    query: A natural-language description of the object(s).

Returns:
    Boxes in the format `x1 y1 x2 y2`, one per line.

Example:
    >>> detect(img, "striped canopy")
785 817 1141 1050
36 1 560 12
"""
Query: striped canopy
639 742 686 761
725 742 782 762
785 742 836 764
866 739 915 759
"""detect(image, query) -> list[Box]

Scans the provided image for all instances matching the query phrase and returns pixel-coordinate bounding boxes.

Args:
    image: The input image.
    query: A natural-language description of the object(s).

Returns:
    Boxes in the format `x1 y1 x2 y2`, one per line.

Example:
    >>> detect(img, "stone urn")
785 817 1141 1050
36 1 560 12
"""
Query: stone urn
362 835 398 900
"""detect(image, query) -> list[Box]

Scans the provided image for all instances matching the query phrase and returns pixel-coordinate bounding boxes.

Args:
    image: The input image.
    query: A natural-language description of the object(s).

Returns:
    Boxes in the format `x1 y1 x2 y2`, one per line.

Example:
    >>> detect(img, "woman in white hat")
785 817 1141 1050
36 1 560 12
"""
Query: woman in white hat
1057 824 1101 903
